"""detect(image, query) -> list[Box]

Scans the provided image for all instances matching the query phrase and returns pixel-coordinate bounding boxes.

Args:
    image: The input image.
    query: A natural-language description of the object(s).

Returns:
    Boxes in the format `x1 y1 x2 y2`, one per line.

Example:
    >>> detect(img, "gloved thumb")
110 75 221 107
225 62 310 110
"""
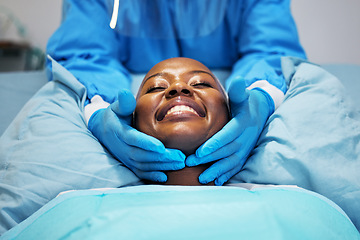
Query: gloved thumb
227 77 250 105
111 89 136 116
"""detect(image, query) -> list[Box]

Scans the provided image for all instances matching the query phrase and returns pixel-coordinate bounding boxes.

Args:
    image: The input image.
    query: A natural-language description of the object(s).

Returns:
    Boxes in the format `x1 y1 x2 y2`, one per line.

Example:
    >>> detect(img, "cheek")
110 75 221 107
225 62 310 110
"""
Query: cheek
204 92 229 130
134 95 161 132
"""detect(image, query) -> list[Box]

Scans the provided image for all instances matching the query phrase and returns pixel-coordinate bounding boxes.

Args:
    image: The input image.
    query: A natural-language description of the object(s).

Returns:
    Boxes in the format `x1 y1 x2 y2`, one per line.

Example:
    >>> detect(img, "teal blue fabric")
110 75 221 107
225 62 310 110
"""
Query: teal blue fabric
1 57 360 235
1 186 359 240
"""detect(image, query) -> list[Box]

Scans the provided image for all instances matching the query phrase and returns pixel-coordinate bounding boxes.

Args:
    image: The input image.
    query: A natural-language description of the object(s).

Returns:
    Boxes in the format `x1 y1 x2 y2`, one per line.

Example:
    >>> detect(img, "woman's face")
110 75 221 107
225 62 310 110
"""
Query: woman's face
134 57 230 156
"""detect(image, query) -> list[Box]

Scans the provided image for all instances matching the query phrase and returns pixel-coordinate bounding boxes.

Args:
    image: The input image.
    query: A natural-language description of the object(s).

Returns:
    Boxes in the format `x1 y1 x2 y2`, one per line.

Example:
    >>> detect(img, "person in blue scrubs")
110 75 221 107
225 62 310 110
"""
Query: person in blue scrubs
47 0 306 186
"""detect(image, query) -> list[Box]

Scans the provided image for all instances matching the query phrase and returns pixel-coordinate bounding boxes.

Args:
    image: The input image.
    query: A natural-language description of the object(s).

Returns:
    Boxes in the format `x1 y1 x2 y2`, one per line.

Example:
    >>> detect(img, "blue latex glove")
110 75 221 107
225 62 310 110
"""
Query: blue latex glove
88 89 186 182
186 79 273 186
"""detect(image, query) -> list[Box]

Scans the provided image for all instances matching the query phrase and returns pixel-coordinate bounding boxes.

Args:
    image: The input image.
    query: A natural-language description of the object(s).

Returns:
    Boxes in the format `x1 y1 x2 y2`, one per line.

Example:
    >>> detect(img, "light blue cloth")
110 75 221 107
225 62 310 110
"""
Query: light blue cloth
230 57 360 230
1 57 360 234
0 59 141 235
1 186 359 240
0 71 47 136
322 64 360 109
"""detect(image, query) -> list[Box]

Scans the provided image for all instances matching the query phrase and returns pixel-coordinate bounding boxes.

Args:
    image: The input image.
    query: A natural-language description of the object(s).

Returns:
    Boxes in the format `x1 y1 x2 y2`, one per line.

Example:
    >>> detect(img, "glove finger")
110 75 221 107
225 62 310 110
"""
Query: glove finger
134 170 168 183
156 148 186 162
119 124 166 153
130 148 186 163
198 153 246 185
197 157 234 184
110 140 185 168
210 131 256 186
111 89 136 116
186 139 240 166
228 77 250 105
127 160 185 172
214 163 245 186
196 118 243 157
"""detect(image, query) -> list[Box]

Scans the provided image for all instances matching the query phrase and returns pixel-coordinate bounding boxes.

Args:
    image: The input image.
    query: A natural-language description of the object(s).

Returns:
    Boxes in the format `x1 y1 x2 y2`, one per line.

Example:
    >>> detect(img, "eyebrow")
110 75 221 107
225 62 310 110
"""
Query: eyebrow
144 72 168 83
144 70 216 83
190 70 217 81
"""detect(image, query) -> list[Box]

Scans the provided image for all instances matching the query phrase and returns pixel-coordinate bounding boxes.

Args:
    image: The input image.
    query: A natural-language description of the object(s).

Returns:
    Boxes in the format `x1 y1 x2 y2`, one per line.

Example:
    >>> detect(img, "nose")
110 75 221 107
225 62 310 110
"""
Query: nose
165 81 193 98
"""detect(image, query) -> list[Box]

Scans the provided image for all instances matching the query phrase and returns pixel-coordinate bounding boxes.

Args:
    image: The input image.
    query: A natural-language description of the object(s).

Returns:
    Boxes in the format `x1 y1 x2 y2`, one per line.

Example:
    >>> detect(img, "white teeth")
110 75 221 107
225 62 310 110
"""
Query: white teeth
165 105 199 117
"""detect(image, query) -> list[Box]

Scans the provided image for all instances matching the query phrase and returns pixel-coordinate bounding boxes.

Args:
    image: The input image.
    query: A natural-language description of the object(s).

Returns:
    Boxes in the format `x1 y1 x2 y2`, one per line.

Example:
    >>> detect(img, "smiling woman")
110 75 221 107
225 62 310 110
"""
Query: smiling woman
134 57 230 185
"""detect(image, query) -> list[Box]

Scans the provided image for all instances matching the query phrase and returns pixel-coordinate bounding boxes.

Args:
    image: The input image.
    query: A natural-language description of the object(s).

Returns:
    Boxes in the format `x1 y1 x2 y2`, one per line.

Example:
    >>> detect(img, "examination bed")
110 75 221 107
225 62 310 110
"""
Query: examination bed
0 57 360 239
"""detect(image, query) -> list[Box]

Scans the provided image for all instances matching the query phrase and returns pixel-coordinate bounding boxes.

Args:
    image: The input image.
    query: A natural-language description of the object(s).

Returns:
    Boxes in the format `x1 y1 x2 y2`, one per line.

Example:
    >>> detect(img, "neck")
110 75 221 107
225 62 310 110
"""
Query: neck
164 163 214 186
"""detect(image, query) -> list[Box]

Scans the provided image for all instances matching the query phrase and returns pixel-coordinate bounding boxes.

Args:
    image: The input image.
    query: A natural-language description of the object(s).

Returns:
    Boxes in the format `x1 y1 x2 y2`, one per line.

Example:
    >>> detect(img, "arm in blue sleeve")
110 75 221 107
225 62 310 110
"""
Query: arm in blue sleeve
226 0 306 98
46 0 131 103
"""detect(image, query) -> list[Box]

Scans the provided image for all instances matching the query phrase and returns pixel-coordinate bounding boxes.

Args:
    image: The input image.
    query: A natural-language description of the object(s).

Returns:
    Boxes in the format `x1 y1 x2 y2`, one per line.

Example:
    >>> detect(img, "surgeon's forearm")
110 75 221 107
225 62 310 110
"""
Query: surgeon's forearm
227 0 306 94
46 0 131 103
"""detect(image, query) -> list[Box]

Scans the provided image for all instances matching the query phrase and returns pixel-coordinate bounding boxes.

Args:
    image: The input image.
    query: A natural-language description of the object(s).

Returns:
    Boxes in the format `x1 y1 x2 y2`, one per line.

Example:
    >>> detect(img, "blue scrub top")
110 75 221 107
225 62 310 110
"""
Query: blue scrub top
47 0 306 103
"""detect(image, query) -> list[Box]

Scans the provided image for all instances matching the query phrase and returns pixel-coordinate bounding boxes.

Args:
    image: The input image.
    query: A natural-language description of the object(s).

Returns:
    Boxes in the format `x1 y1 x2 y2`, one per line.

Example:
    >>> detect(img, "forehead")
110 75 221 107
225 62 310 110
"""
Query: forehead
139 58 222 89
145 58 211 77
136 58 228 100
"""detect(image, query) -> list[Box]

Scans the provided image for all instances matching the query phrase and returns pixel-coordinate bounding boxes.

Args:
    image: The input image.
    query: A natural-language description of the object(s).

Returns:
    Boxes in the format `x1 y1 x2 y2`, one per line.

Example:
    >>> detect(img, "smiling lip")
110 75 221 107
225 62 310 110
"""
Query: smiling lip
156 98 206 121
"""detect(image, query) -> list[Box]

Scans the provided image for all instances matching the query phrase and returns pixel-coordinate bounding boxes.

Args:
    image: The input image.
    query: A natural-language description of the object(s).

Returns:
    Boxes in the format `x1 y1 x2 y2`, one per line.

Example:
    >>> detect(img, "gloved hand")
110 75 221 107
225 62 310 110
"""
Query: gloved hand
186 78 273 186
87 89 186 182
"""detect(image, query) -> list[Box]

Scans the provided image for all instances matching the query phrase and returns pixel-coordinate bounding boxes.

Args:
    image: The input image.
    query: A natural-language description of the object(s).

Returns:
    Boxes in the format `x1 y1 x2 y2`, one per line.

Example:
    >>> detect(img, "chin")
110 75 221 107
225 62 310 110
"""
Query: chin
157 124 215 155
160 131 206 156
162 136 202 156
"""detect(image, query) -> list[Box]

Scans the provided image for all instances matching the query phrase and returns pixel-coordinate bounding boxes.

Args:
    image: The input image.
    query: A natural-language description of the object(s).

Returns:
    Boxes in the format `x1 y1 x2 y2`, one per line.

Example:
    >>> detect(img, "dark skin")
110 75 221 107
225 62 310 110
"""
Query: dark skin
134 57 230 185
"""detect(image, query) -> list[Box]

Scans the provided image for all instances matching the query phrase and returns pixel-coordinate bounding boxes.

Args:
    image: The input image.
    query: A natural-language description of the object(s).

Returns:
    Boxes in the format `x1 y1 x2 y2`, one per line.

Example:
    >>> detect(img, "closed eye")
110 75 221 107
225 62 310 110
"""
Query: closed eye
191 81 213 88
146 86 166 94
